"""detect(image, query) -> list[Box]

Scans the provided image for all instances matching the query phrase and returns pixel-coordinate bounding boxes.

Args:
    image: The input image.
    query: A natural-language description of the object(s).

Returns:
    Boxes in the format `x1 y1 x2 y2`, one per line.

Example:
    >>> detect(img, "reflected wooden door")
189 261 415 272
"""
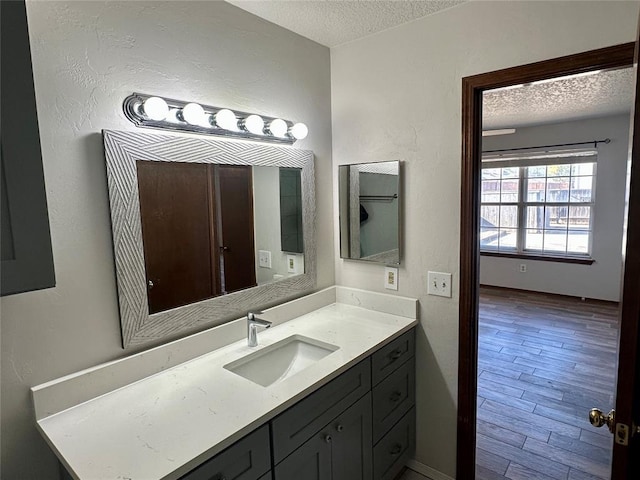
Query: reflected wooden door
217 165 257 294
137 161 220 313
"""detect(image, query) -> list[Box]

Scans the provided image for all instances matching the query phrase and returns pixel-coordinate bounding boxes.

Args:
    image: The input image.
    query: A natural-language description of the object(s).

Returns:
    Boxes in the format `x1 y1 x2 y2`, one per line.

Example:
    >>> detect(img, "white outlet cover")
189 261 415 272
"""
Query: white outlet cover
427 271 452 298
258 250 272 268
384 267 398 291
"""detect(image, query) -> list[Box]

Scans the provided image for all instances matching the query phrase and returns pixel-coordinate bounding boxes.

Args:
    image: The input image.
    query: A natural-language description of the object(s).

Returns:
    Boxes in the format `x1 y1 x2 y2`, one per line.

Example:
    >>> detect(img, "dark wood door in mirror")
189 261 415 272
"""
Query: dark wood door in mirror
217 165 257 293
137 162 258 312
137 161 220 313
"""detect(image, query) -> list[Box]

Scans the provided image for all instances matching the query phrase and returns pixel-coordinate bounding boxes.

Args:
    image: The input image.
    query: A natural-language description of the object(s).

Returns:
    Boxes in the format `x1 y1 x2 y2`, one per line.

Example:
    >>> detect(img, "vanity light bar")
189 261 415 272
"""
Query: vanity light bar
122 93 308 145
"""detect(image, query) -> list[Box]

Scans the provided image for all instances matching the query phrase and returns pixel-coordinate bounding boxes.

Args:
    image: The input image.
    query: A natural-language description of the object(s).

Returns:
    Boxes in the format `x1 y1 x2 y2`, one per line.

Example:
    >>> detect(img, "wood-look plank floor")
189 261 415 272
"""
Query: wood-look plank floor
476 287 619 480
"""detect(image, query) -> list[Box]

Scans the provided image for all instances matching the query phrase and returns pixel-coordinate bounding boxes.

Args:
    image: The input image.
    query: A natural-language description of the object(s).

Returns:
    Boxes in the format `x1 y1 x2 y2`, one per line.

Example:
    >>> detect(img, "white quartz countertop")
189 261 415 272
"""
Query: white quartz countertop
35 297 417 480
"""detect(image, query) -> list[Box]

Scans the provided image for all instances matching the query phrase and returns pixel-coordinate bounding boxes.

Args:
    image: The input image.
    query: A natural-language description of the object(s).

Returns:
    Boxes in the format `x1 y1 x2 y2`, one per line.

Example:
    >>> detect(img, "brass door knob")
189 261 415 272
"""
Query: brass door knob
589 408 615 433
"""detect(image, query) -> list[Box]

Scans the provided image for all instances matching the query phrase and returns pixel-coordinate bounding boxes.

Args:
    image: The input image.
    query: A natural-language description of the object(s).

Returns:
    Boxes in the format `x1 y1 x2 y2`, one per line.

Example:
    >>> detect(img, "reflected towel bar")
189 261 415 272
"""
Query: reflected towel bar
359 194 398 201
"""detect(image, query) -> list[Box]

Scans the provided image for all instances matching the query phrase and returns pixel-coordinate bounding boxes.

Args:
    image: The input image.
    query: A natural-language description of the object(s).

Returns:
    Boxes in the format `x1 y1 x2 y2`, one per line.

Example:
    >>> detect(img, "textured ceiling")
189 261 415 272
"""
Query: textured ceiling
226 0 466 47
225 1 633 128
483 68 635 130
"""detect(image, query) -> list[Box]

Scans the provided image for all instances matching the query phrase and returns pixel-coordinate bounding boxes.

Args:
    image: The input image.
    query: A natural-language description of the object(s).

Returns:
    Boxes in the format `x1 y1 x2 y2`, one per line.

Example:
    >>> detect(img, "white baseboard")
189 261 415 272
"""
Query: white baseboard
406 459 455 480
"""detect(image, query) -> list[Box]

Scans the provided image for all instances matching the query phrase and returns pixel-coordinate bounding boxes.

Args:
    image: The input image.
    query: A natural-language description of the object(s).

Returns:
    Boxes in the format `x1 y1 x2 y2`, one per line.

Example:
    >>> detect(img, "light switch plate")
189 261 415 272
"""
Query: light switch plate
384 267 399 291
258 250 271 268
427 271 452 297
287 254 297 273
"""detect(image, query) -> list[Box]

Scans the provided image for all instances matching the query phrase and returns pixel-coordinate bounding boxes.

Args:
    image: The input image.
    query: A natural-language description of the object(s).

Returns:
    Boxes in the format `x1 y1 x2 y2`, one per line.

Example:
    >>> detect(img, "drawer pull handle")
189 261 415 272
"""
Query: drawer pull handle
389 348 403 360
336 424 344 432
389 391 403 403
390 444 403 456
324 434 333 443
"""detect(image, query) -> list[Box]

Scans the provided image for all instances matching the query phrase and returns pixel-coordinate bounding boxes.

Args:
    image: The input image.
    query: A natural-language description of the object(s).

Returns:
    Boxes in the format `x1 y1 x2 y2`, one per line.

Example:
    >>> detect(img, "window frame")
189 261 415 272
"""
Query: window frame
479 155 596 262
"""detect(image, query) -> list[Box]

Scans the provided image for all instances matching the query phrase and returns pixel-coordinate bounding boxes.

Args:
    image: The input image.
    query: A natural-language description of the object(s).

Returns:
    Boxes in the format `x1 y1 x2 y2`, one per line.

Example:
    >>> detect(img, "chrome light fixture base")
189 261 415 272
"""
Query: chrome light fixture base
123 93 305 145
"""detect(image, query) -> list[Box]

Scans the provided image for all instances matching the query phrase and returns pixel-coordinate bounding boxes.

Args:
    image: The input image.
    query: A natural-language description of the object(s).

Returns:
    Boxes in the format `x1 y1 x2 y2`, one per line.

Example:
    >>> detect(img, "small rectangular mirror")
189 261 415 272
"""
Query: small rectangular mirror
339 161 400 264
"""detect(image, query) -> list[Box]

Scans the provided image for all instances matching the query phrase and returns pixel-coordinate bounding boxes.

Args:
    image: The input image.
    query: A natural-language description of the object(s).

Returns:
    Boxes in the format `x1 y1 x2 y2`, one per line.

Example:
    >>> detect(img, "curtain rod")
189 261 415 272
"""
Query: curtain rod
482 138 610 154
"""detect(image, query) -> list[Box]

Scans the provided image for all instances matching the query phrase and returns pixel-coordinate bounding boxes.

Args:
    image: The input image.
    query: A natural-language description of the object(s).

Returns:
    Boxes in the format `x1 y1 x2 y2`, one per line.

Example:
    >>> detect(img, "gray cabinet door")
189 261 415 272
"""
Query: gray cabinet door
274 430 332 480
271 358 371 463
1 0 55 296
180 425 271 480
331 392 373 480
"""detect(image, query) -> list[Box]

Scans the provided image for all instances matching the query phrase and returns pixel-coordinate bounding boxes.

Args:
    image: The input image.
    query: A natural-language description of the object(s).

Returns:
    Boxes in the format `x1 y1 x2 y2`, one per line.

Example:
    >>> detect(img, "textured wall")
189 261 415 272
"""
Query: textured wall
331 1 638 477
480 114 630 302
0 2 331 478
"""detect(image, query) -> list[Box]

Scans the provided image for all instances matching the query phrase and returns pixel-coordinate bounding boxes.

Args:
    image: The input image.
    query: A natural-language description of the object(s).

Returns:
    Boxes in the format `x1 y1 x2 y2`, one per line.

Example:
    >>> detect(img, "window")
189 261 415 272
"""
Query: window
480 154 596 259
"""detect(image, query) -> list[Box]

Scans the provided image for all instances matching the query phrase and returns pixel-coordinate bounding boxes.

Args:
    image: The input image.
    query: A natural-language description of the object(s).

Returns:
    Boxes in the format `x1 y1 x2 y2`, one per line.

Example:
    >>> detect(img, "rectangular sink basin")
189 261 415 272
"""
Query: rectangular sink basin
224 335 339 387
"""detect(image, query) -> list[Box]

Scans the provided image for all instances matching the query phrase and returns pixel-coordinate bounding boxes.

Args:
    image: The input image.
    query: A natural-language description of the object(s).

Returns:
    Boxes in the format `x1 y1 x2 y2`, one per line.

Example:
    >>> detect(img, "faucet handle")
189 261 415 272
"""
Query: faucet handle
247 312 271 327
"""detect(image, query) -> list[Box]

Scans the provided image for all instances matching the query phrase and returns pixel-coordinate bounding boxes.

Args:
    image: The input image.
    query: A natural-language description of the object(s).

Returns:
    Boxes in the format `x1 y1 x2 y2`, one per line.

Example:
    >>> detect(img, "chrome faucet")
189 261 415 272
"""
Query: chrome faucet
247 312 272 347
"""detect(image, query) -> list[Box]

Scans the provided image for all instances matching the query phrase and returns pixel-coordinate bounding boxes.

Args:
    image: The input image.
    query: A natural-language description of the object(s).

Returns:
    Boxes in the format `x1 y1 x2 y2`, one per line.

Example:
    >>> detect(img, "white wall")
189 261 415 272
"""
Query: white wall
480 115 630 302
331 1 638 477
253 166 304 284
0 2 332 478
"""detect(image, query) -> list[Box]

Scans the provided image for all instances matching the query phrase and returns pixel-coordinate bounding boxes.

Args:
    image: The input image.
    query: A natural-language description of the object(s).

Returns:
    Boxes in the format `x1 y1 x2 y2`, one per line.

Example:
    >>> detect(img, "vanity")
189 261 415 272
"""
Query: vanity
32 287 418 480
32 128 416 479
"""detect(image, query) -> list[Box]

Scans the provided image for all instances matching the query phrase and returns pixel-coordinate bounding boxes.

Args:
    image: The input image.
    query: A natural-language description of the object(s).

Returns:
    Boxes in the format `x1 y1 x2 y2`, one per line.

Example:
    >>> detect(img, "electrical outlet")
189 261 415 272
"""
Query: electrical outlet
427 271 452 297
384 267 398 291
258 250 271 268
519 264 527 273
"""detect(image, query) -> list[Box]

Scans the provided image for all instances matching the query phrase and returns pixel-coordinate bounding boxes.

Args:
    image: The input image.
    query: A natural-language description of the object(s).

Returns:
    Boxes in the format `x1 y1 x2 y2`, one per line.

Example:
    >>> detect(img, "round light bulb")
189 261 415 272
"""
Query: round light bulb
269 118 288 137
181 103 206 125
290 123 308 140
215 109 238 131
243 114 265 135
142 97 169 121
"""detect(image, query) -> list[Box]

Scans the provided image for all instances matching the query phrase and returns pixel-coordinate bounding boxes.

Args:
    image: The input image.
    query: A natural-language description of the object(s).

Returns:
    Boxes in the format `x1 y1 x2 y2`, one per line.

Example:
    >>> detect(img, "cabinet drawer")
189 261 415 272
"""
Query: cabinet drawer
373 408 416 480
371 329 415 386
372 357 415 443
271 358 371 464
180 425 270 480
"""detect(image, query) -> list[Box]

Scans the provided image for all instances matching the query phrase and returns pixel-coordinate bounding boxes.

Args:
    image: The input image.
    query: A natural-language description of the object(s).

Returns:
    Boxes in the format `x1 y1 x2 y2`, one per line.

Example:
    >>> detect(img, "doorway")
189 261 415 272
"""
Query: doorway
457 43 637 479
475 65 633 478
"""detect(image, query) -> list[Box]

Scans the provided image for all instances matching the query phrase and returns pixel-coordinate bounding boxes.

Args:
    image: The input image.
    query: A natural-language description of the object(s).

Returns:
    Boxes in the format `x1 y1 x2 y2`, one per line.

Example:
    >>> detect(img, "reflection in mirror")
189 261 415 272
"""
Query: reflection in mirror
339 161 400 264
254 166 304 285
102 130 315 348
136 162 304 314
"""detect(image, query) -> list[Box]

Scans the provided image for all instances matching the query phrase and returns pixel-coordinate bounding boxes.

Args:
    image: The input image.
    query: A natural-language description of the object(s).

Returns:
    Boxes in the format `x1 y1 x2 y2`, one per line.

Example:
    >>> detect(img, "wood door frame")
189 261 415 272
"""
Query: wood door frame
457 42 635 479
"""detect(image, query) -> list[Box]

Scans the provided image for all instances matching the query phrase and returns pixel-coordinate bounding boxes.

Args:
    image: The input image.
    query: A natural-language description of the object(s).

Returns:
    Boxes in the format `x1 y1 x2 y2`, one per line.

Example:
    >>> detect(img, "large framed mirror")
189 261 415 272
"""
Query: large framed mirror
339 161 400 264
103 130 315 348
